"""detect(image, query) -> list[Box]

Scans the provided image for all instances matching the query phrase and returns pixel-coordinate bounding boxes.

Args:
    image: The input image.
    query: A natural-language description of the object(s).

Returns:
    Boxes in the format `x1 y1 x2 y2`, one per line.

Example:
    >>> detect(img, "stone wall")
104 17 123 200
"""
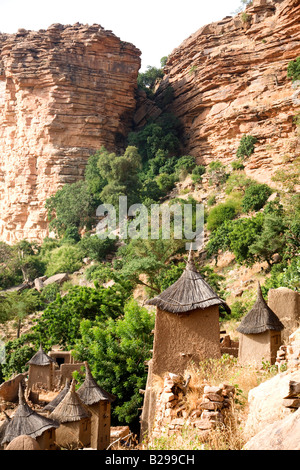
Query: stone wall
149 372 236 443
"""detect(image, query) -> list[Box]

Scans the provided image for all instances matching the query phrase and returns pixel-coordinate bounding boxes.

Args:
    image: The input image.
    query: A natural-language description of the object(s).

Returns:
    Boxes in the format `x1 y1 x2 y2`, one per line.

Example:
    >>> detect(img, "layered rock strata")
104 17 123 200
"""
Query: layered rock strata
0 23 141 243
156 0 300 184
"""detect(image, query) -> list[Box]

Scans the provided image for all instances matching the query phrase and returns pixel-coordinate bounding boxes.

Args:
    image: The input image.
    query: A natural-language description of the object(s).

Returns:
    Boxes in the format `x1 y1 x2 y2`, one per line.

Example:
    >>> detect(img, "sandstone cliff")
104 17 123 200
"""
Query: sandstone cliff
0 23 141 243
155 0 300 185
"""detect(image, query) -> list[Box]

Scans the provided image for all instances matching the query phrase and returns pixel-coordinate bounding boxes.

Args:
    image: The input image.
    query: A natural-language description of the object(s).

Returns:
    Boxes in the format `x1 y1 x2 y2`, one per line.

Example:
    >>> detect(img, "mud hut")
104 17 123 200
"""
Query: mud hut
77 362 115 450
0 383 59 450
146 250 230 377
49 379 91 449
5 435 41 450
27 345 56 391
237 282 284 366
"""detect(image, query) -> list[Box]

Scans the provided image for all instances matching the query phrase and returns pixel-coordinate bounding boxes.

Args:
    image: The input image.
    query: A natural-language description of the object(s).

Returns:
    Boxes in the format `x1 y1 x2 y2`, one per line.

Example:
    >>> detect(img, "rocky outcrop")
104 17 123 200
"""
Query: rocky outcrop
156 0 300 185
0 23 141 243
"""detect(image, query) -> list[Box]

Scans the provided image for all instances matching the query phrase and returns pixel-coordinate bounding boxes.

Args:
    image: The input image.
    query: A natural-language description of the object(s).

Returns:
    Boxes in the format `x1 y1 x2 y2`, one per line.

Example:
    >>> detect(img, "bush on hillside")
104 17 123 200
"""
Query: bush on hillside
241 183 272 212
206 200 239 232
236 135 257 160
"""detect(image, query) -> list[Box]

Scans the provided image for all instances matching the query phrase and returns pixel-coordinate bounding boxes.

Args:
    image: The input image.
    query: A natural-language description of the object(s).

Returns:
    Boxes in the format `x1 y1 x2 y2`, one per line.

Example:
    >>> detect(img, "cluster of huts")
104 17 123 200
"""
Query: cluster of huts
0 250 299 448
0 355 115 450
140 250 299 438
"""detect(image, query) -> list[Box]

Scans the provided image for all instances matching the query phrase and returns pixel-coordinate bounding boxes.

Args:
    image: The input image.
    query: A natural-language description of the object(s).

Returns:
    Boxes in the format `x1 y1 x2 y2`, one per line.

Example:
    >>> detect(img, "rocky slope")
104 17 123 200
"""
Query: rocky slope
0 23 141 243
155 0 300 185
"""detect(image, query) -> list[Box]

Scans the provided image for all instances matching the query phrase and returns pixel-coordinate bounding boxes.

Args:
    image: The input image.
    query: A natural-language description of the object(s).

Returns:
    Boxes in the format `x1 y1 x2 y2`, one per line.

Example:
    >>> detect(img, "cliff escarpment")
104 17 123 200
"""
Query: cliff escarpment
0 23 141 243
155 0 300 185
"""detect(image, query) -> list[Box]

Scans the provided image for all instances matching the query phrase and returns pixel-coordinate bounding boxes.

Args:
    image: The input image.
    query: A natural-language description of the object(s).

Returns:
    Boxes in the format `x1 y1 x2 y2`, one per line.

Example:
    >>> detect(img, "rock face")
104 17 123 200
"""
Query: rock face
156 0 300 184
0 23 141 243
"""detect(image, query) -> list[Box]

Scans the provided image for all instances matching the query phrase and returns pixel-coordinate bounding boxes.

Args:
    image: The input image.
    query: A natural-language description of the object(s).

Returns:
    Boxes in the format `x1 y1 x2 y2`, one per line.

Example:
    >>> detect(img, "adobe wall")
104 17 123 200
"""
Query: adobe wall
88 401 111 450
152 306 221 378
54 419 91 449
27 364 53 391
238 330 281 366
268 288 300 343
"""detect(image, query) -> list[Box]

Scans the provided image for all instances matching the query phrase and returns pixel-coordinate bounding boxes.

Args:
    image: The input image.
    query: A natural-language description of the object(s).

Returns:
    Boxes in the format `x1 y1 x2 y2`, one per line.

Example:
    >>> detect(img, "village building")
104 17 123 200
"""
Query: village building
146 250 230 378
5 435 41 450
27 345 56 391
43 379 71 413
141 250 230 439
268 287 300 343
49 379 91 449
0 383 59 450
77 362 115 450
237 283 284 366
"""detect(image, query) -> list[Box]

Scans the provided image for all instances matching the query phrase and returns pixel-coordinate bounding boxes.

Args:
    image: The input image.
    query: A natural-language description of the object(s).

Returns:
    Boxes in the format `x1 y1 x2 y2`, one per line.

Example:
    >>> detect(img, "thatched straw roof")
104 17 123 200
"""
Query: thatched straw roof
27 344 56 367
43 379 71 413
1 384 59 445
0 412 11 445
77 362 116 406
146 250 230 314
237 282 284 335
49 380 91 423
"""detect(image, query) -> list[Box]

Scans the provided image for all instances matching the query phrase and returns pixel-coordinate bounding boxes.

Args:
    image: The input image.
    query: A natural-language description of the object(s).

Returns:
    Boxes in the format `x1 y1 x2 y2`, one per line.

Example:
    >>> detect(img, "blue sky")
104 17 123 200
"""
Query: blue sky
0 0 243 70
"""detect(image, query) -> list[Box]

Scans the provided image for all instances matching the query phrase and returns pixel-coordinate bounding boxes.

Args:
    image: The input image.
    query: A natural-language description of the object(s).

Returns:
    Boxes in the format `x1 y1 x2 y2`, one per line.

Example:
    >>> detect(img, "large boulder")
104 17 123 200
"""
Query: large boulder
244 369 300 439
43 273 69 287
244 407 300 450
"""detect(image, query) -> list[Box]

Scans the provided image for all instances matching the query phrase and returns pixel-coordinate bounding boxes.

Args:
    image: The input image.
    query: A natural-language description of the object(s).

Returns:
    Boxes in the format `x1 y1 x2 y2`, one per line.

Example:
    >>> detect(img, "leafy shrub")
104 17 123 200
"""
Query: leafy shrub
241 183 272 212
207 200 239 232
236 135 257 159
78 235 116 262
207 161 228 185
33 284 130 350
191 165 206 183
174 155 196 173
287 56 300 82
231 159 245 171
44 244 83 277
225 173 253 195
156 173 176 193
73 299 155 426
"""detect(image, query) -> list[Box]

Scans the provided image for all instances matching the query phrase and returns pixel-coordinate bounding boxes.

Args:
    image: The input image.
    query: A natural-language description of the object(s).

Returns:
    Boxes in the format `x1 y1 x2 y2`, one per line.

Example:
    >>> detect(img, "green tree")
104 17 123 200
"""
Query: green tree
97 146 142 208
137 65 164 97
45 180 96 238
236 135 257 160
206 200 239 232
0 290 41 338
43 244 83 277
241 182 272 212
73 299 155 426
228 213 264 265
287 56 300 82
33 284 130 350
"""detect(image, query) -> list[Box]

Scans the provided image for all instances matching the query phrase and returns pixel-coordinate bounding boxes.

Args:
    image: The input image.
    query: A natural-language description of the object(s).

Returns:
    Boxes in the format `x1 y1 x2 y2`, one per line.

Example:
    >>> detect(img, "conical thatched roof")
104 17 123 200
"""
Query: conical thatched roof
0 412 11 445
49 380 91 423
43 379 71 413
146 250 230 314
77 362 116 406
237 282 284 335
26 344 56 367
1 384 59 445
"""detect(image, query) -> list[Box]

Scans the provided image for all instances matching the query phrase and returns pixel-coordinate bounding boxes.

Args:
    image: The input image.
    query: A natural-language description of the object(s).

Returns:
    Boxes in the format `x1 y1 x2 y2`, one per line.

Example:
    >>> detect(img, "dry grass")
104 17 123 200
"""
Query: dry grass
147 355 276 450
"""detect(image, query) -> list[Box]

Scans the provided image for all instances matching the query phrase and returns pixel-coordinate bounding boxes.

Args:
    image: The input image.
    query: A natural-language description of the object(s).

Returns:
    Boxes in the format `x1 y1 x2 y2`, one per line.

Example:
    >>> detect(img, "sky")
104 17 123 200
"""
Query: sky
0 0 243 71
